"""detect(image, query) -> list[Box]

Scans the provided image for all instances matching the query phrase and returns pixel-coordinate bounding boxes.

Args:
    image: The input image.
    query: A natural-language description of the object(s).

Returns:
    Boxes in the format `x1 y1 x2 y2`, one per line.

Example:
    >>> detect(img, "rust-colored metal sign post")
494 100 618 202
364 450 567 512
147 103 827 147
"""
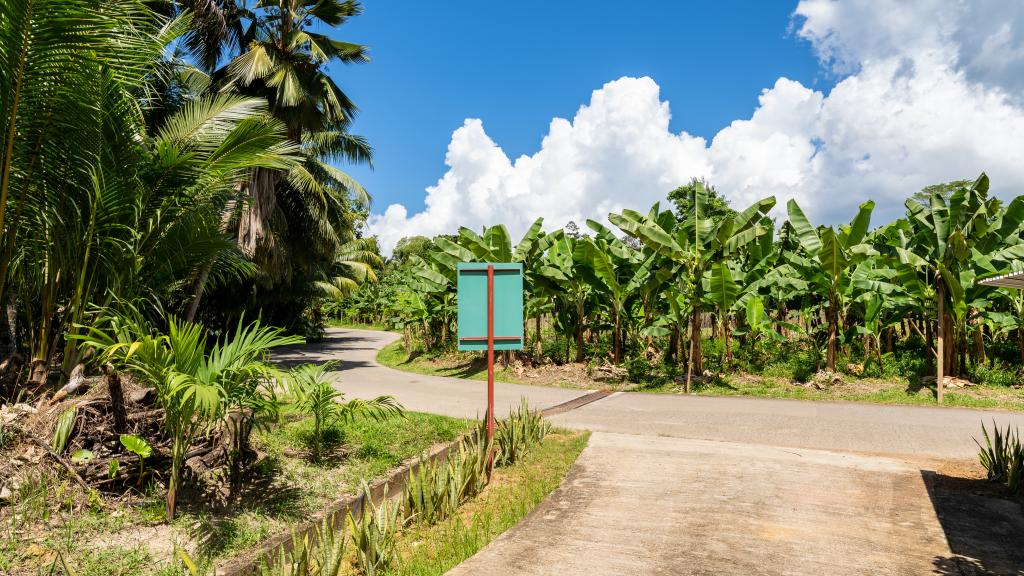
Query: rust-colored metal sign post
486 264 495 473
455 261 523 476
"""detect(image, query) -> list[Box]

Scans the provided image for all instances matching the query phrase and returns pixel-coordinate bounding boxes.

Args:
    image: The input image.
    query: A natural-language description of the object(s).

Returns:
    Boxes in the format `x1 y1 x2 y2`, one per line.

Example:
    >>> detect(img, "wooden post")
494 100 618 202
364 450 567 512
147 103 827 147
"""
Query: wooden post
486 264 495 473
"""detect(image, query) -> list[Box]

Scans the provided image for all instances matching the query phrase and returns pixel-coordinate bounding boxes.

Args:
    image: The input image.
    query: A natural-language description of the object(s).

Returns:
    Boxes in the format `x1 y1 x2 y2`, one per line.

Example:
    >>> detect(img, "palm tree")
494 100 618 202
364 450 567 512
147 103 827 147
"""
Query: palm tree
218 0 372 266
78 311 301 520
1 1 299 386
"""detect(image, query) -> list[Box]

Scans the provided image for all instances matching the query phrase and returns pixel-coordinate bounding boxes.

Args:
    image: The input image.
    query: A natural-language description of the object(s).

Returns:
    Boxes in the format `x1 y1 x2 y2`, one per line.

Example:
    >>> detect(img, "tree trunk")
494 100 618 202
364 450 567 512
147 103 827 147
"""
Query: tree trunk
936 281 945 404
945 312 957 377
534 315 542 359
667 327 677 363
826 297 838 372
685 308 702 393
104 364 127 434
576 308 584 363
1018 327 1024 367
723 317 732 368
613 311 622 364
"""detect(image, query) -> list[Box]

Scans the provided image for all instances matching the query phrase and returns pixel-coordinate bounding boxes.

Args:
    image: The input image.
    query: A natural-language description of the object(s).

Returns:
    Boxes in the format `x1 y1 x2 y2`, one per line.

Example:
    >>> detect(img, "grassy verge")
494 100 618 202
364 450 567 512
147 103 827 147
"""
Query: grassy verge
376 341 528 385
378 340 1024 411
325 319 389 330
5 410 467 575
663 374 1024 411
393 429 589 575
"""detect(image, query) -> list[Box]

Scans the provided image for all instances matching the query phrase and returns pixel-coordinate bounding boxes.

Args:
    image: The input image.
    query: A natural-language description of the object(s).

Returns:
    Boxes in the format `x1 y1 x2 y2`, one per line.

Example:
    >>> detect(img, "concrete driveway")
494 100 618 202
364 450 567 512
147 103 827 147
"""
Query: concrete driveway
278 329 1024 575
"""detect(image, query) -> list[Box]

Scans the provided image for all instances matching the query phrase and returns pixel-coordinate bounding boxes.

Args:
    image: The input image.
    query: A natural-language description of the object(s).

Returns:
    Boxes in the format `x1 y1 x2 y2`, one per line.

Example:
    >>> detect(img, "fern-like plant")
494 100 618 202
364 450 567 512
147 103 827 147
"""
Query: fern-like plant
287 362 403 461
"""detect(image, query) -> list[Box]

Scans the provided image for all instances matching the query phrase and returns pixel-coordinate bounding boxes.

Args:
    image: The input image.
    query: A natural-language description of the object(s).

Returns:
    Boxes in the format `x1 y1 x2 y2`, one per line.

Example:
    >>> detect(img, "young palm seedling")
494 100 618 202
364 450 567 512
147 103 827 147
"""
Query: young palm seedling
287 362 403 461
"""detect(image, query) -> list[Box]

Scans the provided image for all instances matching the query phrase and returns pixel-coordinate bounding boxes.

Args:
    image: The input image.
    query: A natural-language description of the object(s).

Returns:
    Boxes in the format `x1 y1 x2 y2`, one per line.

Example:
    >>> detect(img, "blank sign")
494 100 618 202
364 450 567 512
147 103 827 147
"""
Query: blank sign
457 262 524 351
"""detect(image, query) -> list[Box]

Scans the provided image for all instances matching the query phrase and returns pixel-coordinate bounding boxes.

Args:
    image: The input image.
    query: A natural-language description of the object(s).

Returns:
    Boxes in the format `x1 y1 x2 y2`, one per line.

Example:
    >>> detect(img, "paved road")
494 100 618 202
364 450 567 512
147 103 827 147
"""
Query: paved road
278 329 1024 575
278 328 1024 459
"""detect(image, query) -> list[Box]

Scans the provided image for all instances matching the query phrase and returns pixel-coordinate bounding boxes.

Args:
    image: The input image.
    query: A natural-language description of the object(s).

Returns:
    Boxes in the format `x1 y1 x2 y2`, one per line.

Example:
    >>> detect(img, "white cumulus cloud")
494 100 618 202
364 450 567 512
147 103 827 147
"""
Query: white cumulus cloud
368 0 1024 255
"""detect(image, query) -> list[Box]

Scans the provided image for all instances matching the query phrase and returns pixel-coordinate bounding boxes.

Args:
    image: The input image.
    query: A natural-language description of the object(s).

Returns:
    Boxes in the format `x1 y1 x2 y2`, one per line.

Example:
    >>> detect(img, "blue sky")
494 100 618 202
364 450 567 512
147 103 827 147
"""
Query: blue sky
333 1 835 215
321 1 1024 254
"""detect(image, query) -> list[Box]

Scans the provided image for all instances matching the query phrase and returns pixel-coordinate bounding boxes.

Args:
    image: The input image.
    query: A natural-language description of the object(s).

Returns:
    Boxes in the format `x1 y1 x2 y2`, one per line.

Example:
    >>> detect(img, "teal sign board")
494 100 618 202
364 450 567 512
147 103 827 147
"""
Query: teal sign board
457 263 523 351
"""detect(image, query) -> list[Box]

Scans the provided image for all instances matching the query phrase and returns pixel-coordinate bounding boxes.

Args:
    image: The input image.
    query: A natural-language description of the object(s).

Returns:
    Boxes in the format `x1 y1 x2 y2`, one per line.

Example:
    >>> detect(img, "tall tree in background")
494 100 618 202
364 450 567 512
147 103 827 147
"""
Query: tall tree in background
179 0 375 327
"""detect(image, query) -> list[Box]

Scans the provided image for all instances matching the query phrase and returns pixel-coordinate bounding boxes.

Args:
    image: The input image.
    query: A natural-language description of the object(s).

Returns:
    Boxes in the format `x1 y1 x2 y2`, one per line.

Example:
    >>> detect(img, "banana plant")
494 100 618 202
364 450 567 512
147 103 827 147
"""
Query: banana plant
536 236 591 362
610 184 775 391
784 198 876 372
572 232 639 363
891 174 1024 400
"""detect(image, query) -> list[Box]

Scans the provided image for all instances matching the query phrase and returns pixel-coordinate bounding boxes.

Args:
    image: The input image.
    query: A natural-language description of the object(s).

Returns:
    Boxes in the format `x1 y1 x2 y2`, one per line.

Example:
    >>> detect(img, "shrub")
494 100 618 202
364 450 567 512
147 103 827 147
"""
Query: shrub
975 421 1024 495
965 363 1019 388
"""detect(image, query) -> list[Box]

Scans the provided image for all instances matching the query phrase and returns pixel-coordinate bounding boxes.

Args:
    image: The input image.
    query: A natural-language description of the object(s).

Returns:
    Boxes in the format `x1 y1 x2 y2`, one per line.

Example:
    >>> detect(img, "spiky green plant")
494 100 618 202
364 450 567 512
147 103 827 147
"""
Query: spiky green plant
402 457 454 526
348 482 401 576
494 399 549 467
259 514 347 576
975 420 1024 494
50 407 77 453
976 420 1019 482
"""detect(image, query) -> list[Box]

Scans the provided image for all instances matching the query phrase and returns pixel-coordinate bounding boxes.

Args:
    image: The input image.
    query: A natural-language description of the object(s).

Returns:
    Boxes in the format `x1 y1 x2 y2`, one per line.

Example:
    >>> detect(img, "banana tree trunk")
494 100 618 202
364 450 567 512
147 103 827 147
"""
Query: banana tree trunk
613 310 622 364
1018 327 1024 367
534 315 542 358
576 301 585 363
723 316 732 368
826 295 838 372
936 281 945 403
685 307 702 393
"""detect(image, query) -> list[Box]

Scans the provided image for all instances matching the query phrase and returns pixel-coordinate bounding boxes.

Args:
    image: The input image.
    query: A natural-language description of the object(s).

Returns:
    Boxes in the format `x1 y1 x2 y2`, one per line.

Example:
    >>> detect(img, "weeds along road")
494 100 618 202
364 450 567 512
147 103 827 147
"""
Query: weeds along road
275 328 1024 575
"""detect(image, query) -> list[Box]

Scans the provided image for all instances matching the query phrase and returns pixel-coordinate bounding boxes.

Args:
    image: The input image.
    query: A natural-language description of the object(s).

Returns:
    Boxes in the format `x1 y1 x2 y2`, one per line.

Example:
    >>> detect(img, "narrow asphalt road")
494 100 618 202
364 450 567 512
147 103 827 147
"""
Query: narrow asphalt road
275 328 1024 575
277 328 1024 459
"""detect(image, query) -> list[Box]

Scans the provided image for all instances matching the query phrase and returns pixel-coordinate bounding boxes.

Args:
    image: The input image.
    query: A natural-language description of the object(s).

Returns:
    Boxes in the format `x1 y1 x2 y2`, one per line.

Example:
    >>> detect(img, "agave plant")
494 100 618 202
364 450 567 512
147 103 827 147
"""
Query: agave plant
976 420 1024 494
494 400 550 467
348 482 401 576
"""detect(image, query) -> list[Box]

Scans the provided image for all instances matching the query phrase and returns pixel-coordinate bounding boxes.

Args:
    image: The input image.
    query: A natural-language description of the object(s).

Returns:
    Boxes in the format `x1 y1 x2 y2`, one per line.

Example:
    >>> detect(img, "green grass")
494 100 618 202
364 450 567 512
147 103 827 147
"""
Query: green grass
325 318 390 330
376 340 526 385
393 429 589 575
380 340 1024 411
181 410 469 561
8 410 468 575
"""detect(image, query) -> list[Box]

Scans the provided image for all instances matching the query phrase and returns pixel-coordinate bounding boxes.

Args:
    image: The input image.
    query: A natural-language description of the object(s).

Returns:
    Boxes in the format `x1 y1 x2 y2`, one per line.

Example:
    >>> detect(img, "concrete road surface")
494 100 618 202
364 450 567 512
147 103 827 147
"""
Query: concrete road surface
277 329 1024 575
